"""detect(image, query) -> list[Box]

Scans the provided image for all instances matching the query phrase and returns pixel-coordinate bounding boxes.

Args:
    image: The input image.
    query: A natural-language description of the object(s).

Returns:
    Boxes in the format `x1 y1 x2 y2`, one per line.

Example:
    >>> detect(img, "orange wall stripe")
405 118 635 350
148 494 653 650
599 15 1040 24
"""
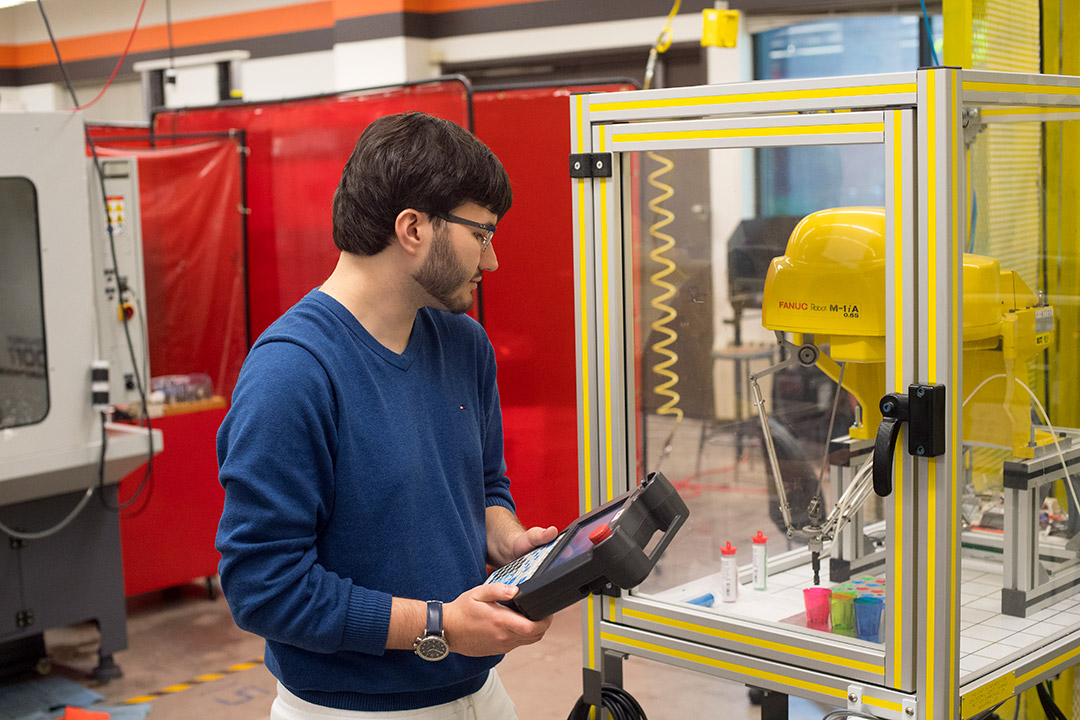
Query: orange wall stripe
405 0 553 12
332 0 546 16
331 0 405 20
2 0 557 69
169 3 333 48
8 1 333 68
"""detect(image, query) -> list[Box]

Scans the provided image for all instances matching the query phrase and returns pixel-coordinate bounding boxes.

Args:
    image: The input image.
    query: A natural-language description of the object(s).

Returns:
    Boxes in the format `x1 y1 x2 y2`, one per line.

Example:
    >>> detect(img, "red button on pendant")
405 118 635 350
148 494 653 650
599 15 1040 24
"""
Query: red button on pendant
588 523 612 545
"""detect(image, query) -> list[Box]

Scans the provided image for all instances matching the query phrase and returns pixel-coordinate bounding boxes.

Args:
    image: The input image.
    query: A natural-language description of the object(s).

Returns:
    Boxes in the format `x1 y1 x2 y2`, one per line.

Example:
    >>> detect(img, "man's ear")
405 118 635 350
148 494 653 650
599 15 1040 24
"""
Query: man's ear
394 208 425 257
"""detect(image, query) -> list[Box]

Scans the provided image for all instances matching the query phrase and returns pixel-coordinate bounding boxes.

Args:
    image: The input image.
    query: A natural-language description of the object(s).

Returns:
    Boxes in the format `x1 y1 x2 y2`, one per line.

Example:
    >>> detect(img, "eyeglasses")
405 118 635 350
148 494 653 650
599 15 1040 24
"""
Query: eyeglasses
424 210 496 252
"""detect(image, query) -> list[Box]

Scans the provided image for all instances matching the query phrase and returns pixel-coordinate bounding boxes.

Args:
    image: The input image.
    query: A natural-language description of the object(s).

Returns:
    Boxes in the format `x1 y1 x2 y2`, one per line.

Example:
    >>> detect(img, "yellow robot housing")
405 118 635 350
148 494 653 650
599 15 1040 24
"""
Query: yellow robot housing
761 206 1055 458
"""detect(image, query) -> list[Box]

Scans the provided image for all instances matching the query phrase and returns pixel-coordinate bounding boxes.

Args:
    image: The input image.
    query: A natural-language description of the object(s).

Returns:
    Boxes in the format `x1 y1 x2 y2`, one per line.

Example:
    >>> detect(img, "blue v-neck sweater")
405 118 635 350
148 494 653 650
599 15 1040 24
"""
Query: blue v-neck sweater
216 290 515 711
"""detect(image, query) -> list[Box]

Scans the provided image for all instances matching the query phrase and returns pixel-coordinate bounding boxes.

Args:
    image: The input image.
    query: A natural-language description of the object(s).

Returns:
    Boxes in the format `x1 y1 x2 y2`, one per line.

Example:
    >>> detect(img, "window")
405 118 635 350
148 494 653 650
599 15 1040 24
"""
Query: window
0 177 49 429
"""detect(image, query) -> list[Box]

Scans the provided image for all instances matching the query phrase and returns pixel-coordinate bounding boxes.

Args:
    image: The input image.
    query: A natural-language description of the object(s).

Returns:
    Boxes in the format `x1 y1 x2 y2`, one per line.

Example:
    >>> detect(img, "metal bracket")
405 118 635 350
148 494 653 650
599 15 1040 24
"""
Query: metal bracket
962 107 985 148
569 152 612 178
907 383 946 458
902 696 918 720
582 667 603 709
595 582 621 598
846 685 863 712
9 537 25 550
16 609 34 628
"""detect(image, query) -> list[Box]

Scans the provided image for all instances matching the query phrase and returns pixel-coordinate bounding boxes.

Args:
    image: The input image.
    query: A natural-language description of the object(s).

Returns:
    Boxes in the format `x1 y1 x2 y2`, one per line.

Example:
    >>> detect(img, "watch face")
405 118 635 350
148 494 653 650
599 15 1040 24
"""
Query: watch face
415 635 449 661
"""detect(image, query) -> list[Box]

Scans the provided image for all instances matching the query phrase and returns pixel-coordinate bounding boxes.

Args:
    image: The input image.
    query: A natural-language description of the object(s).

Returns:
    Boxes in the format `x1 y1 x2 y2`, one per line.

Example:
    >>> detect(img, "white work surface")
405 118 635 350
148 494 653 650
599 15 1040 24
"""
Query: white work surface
646 556 1080 681
957 558 1080 675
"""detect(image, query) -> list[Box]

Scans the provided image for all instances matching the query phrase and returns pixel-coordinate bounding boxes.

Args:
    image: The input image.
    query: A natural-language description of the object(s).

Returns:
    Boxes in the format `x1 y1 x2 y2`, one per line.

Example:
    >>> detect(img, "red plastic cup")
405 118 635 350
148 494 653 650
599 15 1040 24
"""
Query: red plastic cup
803 587 832 631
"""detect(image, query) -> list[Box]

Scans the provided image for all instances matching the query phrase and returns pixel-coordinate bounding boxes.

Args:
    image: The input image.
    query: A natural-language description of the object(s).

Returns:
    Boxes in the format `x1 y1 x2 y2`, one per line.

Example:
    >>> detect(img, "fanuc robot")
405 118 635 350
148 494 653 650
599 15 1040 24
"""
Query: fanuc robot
752 206 1068 615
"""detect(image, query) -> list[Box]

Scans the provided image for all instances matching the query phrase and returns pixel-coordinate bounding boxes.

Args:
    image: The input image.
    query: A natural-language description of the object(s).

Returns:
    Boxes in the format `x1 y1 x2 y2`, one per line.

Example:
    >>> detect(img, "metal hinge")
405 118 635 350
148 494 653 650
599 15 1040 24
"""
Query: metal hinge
569 152 612 178
16 609 34 628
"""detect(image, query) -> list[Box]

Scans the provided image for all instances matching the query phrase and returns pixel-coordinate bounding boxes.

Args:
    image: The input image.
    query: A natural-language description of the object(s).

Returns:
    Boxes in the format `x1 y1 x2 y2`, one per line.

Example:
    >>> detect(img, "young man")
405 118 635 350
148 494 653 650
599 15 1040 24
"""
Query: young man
216 111 558 718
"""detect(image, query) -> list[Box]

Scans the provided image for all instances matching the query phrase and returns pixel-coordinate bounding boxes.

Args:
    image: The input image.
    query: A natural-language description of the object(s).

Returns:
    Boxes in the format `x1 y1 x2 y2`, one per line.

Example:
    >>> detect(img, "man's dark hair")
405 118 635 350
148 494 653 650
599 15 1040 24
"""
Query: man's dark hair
332 111 512 256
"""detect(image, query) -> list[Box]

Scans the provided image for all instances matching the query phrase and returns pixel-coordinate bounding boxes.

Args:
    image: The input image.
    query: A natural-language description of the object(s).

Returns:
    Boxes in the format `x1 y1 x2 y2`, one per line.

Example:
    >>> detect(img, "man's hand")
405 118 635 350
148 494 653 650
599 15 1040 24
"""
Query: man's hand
486 506 557 567
510 525 558 561
443 583 552 657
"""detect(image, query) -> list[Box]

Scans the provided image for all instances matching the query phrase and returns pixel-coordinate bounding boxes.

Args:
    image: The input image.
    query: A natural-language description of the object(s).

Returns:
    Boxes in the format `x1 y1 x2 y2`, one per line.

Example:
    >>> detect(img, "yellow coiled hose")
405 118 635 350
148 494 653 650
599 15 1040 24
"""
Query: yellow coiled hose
647 151 683 432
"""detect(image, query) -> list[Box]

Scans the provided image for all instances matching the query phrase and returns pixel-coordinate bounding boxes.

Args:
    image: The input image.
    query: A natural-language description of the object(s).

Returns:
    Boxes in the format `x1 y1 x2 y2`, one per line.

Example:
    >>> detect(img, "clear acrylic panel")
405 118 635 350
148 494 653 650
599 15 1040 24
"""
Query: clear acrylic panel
958 116 1080 681
0 177 49 430
625 142 890 644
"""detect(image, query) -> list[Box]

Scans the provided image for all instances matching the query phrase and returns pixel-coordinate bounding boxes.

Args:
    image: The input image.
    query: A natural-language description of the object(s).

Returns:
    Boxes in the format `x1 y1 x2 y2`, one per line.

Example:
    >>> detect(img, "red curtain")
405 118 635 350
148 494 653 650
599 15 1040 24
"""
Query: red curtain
118 80 635 531
95 141 246 399
154 80 472 339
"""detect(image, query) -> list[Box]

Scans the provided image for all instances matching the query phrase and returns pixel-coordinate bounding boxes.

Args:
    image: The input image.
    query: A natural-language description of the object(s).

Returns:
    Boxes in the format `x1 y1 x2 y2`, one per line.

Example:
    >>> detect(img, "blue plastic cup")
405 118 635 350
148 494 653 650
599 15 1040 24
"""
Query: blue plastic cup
854 596 884 643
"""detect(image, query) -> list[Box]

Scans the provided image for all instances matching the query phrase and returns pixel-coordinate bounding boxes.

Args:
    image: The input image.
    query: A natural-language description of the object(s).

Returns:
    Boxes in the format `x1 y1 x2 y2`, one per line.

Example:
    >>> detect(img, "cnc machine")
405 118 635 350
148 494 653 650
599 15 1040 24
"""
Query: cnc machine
0 113 162 679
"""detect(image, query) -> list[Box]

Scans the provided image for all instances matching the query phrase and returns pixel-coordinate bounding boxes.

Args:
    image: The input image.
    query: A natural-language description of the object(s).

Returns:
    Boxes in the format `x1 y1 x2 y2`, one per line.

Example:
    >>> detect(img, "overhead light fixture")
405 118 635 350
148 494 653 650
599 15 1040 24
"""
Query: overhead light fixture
0 0 34 8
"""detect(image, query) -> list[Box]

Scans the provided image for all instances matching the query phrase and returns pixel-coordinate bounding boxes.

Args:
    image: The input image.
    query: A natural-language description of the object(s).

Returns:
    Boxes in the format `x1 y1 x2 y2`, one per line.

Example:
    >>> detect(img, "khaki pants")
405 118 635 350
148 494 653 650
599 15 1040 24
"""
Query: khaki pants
270 671 518 720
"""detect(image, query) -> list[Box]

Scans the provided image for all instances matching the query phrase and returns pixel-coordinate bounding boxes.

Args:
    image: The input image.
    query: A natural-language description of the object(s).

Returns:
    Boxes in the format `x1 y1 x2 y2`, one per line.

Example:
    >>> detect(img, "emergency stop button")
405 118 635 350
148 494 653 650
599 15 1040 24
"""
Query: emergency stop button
588 524 612 545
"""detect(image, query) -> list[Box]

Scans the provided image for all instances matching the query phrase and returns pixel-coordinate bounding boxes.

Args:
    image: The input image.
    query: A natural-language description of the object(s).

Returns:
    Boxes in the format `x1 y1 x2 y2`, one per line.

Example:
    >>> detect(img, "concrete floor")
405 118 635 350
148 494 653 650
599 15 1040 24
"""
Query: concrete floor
41 583 784 720
34 412 841 719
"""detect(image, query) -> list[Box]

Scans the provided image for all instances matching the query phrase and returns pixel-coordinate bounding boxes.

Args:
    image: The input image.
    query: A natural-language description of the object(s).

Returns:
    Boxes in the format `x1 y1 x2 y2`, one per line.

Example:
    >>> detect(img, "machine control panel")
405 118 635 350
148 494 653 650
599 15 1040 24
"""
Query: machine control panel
88 158 148 408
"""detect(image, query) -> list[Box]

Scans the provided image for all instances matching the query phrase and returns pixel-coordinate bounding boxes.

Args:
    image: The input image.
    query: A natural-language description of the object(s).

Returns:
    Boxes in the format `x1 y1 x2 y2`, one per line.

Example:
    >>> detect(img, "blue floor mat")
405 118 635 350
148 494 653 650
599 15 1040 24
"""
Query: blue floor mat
0 676 149 720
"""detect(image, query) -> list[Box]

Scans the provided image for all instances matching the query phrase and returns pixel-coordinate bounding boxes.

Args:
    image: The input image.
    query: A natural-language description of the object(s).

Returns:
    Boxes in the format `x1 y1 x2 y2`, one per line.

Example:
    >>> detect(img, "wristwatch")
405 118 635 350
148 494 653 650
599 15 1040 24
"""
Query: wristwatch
413 600 450 661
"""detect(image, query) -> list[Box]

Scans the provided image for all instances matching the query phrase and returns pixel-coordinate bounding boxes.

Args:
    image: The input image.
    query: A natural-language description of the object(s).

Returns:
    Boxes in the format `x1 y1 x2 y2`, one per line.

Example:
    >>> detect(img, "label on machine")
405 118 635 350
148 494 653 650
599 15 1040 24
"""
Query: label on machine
485 471 688 620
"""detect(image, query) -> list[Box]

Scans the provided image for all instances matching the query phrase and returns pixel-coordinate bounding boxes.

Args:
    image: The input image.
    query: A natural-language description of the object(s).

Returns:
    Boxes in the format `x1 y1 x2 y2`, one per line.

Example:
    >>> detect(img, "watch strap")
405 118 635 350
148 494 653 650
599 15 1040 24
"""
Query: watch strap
426 600 443 636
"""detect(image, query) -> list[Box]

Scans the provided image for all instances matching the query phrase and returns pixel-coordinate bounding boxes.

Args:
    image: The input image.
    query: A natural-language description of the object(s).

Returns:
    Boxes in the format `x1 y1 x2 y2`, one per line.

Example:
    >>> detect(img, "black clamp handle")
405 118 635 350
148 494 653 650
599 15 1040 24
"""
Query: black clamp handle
872 384 947 497
873 394 909 497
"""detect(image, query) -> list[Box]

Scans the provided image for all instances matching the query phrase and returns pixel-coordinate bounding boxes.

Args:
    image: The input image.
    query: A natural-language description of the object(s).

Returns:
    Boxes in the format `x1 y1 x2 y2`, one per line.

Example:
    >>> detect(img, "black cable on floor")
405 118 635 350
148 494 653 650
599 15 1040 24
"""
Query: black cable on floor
567 684 647 720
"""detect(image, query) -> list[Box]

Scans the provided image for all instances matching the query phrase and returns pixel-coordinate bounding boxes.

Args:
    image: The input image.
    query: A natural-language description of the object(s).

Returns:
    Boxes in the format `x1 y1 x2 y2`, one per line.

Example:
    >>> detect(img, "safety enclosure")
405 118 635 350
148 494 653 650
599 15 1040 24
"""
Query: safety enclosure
570 69 1080 719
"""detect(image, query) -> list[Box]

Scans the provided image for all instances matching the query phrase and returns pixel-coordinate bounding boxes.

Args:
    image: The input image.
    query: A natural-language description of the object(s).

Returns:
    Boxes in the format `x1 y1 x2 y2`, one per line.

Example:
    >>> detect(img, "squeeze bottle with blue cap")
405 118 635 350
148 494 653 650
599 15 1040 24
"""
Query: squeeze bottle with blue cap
752 531 768 591
720 541 738 602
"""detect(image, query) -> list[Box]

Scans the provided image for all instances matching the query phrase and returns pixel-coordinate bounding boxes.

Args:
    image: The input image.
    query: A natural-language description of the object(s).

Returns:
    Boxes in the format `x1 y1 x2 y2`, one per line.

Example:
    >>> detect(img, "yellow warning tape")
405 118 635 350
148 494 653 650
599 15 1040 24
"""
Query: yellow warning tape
124 658 264 704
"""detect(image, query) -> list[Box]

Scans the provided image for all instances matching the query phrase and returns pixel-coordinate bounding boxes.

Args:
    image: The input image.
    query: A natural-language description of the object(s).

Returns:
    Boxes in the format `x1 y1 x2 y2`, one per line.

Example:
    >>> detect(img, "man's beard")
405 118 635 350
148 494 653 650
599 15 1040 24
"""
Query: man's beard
413 226 476 314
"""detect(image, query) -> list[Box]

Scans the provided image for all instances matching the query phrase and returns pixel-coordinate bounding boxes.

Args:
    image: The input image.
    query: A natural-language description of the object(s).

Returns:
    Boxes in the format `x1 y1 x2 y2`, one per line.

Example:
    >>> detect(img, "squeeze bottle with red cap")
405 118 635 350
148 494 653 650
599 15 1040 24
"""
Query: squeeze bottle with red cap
720 541 739 602
752 531 769 591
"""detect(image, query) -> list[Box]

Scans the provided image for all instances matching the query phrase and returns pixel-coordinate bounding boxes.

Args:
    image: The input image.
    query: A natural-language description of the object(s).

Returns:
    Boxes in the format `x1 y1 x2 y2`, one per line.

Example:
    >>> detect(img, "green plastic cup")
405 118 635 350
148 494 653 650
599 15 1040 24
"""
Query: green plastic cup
830 591 856 636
